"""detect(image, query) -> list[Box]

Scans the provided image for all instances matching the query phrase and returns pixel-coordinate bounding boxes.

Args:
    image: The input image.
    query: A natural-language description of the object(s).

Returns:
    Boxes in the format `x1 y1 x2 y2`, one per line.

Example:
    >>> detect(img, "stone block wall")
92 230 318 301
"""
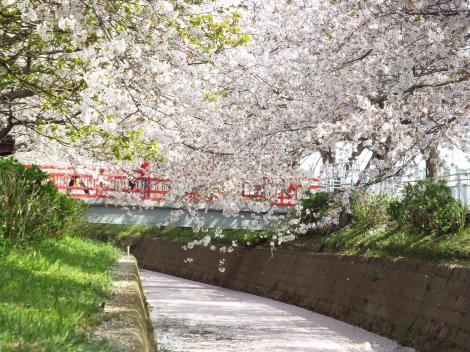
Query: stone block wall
133 238 470 352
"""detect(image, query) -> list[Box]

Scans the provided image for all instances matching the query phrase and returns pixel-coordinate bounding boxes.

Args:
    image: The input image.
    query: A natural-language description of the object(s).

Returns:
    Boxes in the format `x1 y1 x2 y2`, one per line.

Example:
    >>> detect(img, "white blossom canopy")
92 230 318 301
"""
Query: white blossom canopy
9 0 470 206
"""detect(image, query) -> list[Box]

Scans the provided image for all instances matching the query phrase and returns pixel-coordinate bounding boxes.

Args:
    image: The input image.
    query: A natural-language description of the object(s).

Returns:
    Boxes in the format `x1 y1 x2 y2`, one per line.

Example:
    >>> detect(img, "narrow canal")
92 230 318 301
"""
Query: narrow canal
140 270 415 352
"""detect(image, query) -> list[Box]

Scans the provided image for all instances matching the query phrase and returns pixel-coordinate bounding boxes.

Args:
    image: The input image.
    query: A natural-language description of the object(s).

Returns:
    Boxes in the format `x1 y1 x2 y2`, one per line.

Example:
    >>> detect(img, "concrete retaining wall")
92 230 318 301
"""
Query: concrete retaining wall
93 255 157 352
134 238 470 352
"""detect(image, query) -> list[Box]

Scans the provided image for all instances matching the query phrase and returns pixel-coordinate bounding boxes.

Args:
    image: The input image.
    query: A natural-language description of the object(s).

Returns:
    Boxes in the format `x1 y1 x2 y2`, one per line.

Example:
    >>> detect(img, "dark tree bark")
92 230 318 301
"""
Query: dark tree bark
320 148 335 165
0 135 15 156
0 120 14 140
424 145 439 179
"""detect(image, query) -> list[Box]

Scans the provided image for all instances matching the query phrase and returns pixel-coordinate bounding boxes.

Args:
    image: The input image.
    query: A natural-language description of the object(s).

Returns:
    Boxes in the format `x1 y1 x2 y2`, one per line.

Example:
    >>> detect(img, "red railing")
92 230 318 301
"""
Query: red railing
241 178 320 207
29 164 320 207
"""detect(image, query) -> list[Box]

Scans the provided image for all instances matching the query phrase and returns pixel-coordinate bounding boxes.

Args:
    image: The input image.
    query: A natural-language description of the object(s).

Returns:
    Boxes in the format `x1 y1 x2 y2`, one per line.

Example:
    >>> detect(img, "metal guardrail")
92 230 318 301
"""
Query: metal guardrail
319 167 470 207
387 172 470 207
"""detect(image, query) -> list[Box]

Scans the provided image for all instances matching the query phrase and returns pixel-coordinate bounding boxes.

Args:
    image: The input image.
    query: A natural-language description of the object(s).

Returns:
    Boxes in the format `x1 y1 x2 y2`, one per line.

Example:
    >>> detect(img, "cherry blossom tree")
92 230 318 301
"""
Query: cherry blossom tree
11 0 470 209
170 0 469 191
1 0 250 159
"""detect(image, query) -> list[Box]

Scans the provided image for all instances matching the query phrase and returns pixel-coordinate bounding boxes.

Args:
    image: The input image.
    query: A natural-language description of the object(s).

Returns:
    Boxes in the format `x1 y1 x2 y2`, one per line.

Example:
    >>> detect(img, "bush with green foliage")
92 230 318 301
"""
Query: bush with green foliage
0 158 86 242
299 191 330 224
387 180 465 236
350 192 392 230
297 191 350 235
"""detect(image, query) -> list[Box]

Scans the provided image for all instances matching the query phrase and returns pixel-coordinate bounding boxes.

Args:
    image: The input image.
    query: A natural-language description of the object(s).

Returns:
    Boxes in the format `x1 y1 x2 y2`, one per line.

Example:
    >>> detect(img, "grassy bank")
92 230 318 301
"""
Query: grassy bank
0 236 120 351
82 222 470 266
80 223 272 248
321 225 470 264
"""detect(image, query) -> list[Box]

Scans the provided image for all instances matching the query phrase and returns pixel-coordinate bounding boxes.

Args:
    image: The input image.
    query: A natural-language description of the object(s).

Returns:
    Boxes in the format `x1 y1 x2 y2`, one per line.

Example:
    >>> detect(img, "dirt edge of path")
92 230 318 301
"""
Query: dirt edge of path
92 255 157 352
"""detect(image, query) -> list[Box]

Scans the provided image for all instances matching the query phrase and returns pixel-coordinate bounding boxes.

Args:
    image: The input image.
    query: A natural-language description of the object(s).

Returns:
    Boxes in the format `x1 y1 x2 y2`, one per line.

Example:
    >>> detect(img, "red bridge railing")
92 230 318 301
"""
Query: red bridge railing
30 165 320 207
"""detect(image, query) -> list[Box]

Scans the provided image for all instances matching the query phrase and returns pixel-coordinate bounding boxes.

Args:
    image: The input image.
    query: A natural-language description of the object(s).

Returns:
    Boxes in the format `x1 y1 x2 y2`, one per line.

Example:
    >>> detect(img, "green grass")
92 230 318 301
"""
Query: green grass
81 222 470 266
80 223 273 248
321 225 470 264
80 223 160 245
157 227 272 246
0 236 120 351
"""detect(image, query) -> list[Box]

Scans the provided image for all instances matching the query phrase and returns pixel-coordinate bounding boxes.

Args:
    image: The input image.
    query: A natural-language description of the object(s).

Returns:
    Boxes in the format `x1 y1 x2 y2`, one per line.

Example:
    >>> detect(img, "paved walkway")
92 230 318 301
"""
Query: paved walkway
140 270 415 352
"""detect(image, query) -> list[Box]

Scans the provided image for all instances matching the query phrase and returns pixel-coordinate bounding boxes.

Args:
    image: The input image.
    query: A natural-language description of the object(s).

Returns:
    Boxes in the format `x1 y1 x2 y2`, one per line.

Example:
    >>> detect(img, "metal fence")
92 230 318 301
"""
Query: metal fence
366 172 470 207
319 162 470 207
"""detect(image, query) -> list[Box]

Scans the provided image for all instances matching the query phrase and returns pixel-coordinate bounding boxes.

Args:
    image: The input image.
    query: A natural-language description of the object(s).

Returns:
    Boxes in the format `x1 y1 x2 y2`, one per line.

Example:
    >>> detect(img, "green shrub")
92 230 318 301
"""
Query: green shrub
297 191 351 235
299 191 330 224
387 180 465 236
351 192 392 230
387 198 403 221
0 158 86 242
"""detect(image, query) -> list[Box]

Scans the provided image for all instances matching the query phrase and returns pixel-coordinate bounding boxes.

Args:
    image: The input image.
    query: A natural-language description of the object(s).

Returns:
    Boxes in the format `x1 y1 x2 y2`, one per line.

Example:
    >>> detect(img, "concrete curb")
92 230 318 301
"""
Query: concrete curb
93 255 157 352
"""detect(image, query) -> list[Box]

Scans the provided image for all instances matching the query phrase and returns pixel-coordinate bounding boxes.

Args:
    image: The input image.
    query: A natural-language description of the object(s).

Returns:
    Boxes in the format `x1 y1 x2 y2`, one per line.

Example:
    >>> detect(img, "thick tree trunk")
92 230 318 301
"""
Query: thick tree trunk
0 109 15 139
424 145 439 179
0 126 11 140
320 148 335 165
0 134 15 156
288 149 304 169
348 144 364 163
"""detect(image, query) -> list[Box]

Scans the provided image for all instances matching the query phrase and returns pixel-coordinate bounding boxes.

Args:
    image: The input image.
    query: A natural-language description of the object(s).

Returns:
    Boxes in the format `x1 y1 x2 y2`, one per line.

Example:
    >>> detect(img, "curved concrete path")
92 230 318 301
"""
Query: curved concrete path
140 270 415 352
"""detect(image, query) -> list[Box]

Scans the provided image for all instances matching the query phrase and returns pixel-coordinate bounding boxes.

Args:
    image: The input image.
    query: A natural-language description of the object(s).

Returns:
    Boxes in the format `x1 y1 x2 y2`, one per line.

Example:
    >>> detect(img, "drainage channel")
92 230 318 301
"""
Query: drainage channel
140 270 415 352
